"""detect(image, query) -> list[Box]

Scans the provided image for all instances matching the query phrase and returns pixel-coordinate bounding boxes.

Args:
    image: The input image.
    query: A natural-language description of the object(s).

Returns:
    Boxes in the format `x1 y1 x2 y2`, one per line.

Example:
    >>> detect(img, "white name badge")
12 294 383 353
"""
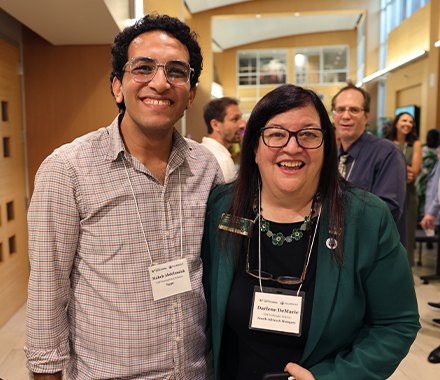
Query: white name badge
148 258 192 301
249 286 305 336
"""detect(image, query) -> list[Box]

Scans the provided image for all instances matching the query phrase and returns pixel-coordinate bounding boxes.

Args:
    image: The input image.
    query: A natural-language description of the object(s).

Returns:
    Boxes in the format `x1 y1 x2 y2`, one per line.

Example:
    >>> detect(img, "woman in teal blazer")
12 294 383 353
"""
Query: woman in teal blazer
201 85 420 380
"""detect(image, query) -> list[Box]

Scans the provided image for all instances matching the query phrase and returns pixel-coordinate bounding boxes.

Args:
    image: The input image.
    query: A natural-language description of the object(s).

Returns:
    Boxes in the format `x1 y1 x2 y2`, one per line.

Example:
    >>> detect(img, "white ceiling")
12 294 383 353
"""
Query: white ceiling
0 0 361 48
186 0 252 14
212 13 361 50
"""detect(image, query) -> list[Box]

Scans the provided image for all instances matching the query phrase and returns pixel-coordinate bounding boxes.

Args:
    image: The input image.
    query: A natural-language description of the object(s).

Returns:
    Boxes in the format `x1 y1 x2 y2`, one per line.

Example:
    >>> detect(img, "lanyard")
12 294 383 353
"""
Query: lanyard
123 157 184 266
257 185 321 296
346 158 356 181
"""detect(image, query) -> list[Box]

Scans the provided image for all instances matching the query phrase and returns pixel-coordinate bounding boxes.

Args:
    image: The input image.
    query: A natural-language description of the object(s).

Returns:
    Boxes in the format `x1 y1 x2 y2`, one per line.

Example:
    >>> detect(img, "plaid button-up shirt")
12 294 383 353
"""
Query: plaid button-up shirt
25 115 223 379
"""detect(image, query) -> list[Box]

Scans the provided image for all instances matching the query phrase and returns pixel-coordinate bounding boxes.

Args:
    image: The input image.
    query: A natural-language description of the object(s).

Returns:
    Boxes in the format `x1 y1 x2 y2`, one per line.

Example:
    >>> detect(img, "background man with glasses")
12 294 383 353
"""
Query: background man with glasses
25 14 223 379
202 97 246 182
332 81 407 250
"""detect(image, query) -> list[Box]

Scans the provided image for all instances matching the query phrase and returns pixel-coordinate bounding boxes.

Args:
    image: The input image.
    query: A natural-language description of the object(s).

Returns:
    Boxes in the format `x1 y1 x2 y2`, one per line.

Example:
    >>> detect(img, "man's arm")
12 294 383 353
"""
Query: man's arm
421 160 440 229
370 146 407 224
25 153 80 374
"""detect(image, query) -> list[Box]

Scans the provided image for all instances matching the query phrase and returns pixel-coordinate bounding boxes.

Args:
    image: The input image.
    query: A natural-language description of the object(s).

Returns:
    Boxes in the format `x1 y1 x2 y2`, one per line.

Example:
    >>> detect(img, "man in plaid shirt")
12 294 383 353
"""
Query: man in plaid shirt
25 13 223 379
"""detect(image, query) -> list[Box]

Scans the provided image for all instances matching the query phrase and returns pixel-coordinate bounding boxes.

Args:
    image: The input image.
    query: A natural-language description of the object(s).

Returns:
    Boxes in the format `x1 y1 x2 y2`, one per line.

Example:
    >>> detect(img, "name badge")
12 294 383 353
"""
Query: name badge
249 286 305 336
148 258 192 301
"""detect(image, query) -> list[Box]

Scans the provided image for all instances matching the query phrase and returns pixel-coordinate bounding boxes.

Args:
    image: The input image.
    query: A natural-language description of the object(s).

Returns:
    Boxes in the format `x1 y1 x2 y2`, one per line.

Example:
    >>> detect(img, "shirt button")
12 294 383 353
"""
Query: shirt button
173 302 178 308
176 337 181 342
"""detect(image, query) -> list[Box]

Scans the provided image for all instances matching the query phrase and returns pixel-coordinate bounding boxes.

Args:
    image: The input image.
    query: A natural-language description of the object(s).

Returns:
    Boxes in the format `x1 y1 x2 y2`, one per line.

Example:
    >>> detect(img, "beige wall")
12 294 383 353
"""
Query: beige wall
0 37 29 328
387 3 431 66
23 27 116 194
384 1 440 143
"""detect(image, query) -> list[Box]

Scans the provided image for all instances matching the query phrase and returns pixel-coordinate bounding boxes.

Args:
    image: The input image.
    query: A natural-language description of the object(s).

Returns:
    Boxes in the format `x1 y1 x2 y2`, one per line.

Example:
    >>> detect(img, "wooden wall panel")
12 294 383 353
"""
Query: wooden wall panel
0 37 29 328
385 58 429 141
396 84 422 108
22 27 116 195
387 3 430 66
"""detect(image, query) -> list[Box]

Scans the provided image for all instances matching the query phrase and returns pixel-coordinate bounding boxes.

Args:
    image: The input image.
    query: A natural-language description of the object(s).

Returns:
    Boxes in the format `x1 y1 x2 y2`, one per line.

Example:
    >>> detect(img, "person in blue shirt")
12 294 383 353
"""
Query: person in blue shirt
332 82 408 251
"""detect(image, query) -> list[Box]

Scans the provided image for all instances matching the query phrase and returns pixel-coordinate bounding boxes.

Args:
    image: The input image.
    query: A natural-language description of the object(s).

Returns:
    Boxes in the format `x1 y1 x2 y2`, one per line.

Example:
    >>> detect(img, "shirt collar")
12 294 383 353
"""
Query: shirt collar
338 130 368 159
201 136 232 157
105 113 191 167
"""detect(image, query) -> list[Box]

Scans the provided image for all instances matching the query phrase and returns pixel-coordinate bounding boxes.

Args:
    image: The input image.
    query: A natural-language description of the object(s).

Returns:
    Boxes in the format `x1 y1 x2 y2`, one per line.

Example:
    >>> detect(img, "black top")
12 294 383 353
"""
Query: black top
220 219 318 380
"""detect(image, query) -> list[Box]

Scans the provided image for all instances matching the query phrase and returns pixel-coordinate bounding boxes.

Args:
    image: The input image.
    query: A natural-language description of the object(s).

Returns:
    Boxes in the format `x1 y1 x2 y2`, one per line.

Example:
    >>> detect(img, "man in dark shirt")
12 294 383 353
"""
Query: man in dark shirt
332 82 407 249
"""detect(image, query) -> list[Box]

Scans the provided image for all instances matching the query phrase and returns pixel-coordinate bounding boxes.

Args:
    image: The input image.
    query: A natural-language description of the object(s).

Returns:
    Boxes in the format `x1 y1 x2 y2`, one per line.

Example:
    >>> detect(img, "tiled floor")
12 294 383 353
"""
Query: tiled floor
1 245 439 380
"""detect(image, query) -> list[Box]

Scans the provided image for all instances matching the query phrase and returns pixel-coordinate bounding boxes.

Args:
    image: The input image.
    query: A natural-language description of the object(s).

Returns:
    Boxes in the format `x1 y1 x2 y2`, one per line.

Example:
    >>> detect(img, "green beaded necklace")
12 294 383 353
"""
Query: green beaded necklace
253 192 321 246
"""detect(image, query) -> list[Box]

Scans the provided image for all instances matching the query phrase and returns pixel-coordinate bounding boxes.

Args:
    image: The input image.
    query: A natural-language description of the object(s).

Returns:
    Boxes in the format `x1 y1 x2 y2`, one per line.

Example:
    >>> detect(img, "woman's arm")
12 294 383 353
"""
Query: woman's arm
407 140 422 183
303 195 420 380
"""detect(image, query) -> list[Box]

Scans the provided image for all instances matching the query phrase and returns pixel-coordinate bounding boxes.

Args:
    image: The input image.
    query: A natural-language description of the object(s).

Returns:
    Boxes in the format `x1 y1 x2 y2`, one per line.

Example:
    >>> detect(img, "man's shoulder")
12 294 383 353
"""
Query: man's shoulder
357 132 403 159
187 137 217 158
361 132 398 150
51 127 111 160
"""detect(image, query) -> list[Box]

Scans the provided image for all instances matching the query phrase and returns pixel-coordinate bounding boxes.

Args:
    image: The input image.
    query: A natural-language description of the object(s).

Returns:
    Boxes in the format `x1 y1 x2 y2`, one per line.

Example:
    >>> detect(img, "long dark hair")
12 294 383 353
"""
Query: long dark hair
225 84 345 264
386 112 418 146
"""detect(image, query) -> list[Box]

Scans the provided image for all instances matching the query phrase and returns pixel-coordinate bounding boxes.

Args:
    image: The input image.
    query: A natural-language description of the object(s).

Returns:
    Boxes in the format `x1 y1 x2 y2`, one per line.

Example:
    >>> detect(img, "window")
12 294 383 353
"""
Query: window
6 201 14 221
3 137 10 157
295 46 348 85
1 101 8 122
238 49 288 86
9 235 16 254
357 15 366 85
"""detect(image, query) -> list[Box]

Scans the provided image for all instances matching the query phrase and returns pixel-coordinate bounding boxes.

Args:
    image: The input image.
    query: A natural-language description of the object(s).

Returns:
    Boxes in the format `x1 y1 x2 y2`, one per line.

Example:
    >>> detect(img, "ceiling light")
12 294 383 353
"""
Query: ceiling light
362 50 427 83
211 82 223 98
294 13 300 17
295 54 306 67
256 14 261 18
435 40 440 48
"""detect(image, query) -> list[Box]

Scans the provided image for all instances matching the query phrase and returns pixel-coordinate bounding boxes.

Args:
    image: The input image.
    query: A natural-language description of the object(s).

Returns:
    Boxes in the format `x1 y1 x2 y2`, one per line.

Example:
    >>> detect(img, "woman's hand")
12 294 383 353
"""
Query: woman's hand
407 166 414 183
284 363 315 380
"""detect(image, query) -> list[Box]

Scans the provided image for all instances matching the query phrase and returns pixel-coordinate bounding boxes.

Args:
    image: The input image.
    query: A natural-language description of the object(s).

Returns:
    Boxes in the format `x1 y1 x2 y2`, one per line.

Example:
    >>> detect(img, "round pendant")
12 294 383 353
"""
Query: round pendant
326 237 337 250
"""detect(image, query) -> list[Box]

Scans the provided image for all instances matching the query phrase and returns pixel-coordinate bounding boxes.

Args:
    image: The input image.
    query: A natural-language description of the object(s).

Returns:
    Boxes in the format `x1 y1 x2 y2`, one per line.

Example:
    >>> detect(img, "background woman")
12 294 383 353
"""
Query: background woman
202 85 420 380
386 112 422 266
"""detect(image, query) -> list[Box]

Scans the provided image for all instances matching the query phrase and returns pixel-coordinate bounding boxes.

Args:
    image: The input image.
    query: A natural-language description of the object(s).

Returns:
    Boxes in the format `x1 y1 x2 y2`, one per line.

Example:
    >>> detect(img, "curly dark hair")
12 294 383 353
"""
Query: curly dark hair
110 13 203 112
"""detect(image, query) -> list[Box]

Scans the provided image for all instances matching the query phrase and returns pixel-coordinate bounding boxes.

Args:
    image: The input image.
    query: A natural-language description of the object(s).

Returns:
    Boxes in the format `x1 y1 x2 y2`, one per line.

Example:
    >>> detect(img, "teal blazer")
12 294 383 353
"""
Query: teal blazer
201 185 420 380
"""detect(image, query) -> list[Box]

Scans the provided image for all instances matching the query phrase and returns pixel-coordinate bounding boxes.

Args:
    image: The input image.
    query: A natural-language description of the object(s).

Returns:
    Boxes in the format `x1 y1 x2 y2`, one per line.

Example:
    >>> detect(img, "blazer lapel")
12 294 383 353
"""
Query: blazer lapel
300 225 341 364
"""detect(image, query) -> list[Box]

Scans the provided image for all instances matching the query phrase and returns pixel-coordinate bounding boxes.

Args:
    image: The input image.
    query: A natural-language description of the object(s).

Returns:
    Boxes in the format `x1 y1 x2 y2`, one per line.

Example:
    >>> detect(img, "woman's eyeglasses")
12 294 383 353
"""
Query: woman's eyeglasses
260 127 325 149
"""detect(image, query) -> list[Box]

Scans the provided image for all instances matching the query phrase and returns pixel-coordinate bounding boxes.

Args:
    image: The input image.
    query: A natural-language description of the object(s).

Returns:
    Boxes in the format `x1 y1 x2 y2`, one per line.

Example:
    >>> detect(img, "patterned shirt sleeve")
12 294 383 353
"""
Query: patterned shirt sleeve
25 152 79 373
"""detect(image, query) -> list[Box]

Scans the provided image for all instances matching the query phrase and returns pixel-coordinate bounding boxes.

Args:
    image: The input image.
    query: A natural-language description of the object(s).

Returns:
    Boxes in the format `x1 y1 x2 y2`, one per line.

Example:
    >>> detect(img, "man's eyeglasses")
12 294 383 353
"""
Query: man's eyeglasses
261 127 325 149
332 107 364 116
124 57 194 85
